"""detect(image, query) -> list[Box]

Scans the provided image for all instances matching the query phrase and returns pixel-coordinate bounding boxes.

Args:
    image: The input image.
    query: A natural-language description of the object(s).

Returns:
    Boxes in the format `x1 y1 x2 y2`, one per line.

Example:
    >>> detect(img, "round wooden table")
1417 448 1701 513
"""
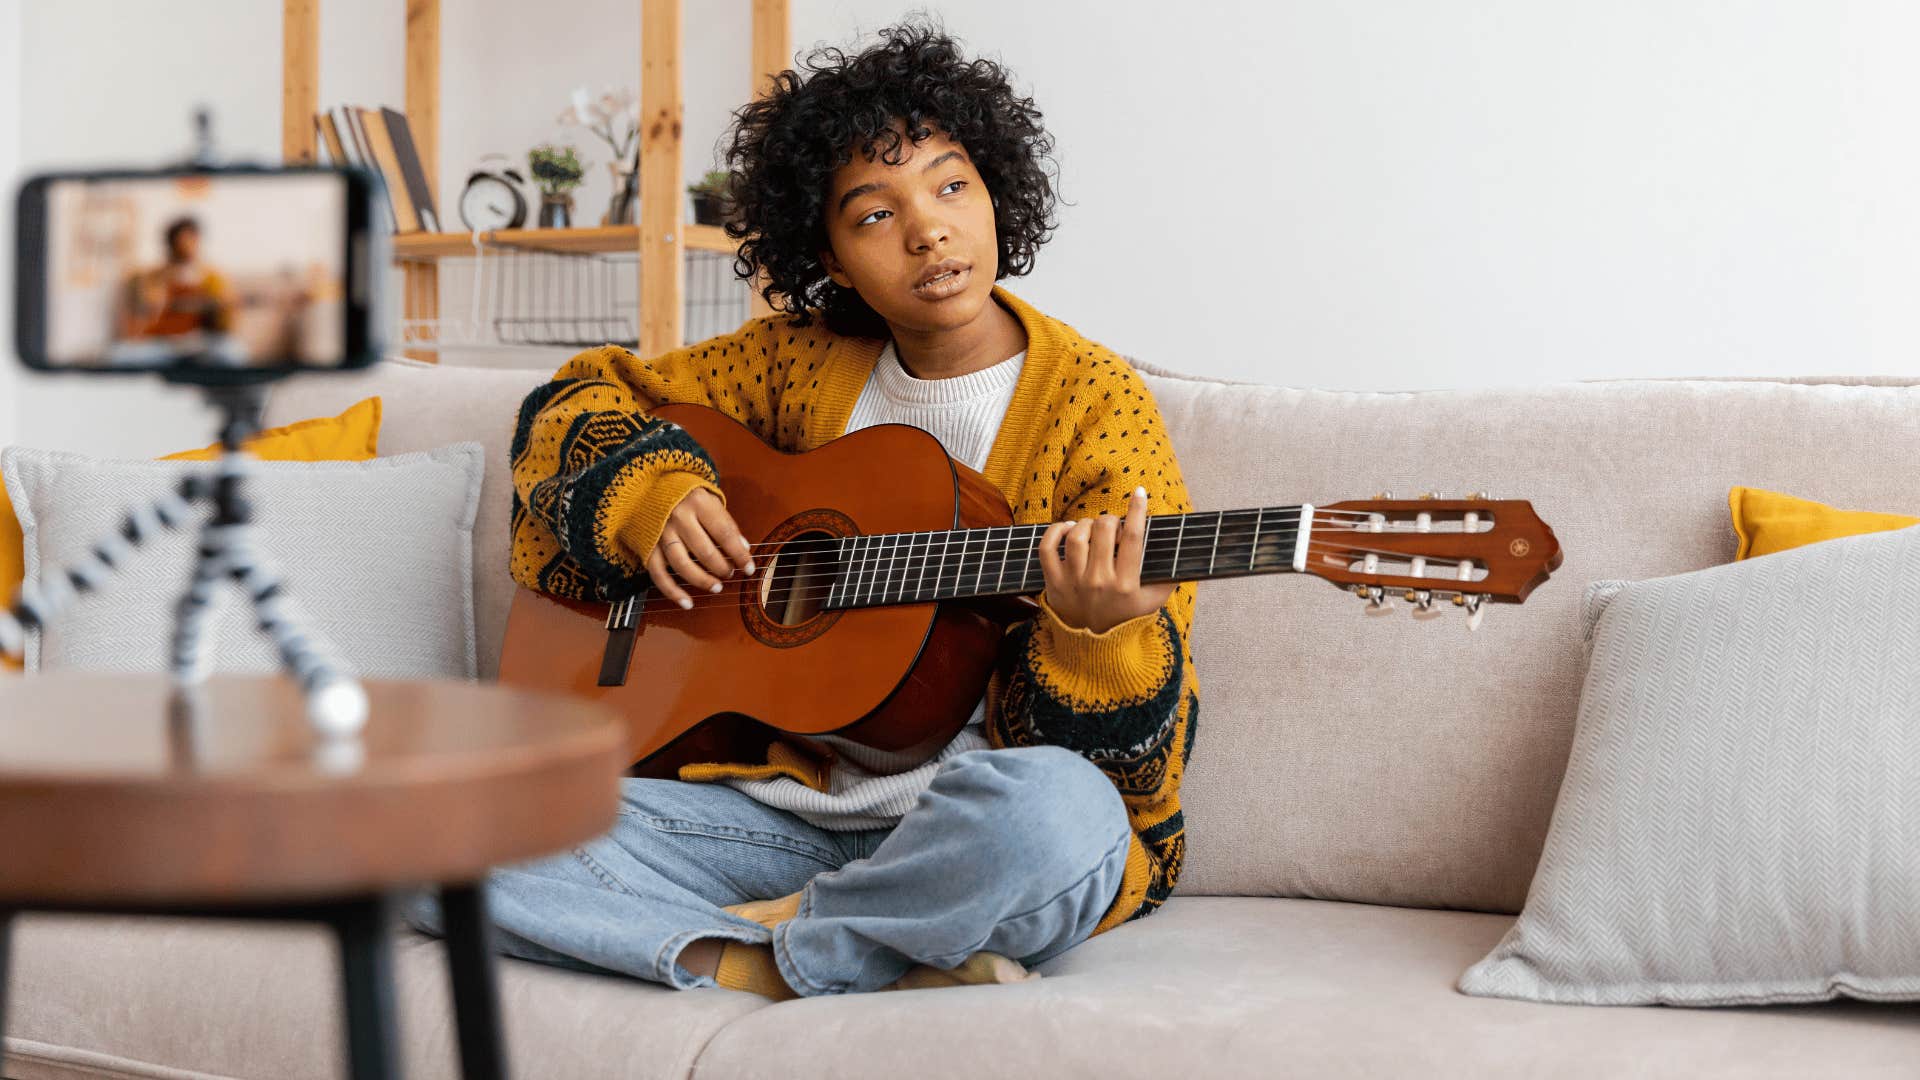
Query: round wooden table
0 672 627 1080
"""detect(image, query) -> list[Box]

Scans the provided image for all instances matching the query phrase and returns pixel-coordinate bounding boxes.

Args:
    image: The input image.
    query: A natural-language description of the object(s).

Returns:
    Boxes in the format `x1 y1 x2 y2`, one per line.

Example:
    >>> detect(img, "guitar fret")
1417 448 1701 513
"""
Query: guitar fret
938 530 953 601
929 526 944 599
908 531 927 602
844 535 862 607
1250 508 1261 572
991 526 1007 593
1207 511 1220 576
1172 515 1186 579
905 532 923 604
887 533 906 604
827 537 842 609
859 533 876 607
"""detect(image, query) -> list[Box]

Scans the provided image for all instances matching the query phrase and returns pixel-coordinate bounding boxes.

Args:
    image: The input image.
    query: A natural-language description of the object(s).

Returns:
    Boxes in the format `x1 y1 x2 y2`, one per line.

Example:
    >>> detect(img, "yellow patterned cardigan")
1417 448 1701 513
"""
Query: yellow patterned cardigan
509 283 1200 934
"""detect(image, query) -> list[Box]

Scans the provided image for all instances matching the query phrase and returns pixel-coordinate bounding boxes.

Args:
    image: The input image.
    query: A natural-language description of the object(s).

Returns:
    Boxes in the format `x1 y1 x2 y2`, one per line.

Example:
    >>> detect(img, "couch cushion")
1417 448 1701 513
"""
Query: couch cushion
1460 529 1920 1006
1132 366 1920 911
3 909 769 1079
264 360 549 681
692 897 1920 1079
6 442 483 680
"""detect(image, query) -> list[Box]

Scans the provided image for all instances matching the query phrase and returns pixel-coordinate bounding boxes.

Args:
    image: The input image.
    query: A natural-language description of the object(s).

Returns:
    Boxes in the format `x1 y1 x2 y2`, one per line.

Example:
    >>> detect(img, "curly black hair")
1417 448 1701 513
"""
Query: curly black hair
163 216 199 258
719 13 1062 338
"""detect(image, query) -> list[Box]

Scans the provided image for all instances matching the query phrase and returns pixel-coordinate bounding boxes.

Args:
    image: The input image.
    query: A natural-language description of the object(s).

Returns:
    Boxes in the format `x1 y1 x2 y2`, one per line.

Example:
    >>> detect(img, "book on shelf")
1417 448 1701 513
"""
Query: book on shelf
378 107 441 233
311 102 440 234
314 112 347 168
358 106 419 232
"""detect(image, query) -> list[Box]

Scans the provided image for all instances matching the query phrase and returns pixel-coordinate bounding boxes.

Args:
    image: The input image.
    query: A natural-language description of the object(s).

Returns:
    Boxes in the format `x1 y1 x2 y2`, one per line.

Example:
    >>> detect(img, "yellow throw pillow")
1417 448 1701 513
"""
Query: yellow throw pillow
1729 485 1920 561
1 396 382 670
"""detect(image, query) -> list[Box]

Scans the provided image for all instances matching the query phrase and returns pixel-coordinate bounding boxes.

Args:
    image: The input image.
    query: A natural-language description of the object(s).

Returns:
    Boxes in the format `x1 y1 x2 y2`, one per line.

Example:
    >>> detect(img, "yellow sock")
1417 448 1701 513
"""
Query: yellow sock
722 889 804 929
883 951 1039 992
714 941 798 1000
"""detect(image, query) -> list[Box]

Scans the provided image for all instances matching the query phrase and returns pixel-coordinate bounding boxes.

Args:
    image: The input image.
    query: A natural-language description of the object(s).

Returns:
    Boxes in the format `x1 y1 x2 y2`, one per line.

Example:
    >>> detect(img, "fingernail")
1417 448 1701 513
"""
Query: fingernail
746 559 757 575
709 582 724 594
678 597 694 610
1133 486 1147 498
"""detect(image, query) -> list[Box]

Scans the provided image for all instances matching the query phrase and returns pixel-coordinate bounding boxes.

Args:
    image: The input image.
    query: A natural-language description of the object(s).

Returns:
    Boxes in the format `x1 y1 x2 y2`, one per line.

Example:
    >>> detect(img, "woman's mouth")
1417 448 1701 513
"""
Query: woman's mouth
913 265 970 300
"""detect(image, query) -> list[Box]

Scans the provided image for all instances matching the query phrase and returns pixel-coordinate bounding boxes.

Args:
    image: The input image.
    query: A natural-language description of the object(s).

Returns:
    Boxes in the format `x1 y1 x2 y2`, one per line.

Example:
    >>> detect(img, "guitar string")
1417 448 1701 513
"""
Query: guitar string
683 507 1377 560
611 530 1488 616
630 527 1487 612
644 506 1441 562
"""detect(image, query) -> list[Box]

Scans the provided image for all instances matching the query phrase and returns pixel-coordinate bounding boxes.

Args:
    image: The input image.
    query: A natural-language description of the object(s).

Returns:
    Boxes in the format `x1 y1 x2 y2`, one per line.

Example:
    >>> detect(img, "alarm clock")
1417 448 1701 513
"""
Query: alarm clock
459 153 528 230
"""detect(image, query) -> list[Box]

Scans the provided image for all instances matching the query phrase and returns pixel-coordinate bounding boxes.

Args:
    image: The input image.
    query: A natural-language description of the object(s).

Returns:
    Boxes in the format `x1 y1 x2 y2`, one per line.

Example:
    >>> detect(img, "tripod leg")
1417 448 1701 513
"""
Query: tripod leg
1 474 206 665
220 523 368 737
169 510 233 687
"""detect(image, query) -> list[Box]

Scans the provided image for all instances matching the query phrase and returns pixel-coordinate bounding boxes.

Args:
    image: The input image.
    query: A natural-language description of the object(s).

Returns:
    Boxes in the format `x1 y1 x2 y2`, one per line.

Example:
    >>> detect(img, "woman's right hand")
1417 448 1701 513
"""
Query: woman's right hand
644 487 756 609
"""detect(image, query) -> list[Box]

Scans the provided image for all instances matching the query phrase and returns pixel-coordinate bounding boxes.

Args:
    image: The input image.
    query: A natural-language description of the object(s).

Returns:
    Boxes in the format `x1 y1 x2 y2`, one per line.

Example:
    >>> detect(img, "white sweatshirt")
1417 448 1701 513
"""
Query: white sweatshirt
720 337 1028 829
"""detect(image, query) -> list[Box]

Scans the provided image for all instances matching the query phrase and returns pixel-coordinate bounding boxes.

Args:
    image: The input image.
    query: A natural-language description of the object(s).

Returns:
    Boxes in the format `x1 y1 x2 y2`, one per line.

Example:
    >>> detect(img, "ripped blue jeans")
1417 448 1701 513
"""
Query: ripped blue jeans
400 745 1133 996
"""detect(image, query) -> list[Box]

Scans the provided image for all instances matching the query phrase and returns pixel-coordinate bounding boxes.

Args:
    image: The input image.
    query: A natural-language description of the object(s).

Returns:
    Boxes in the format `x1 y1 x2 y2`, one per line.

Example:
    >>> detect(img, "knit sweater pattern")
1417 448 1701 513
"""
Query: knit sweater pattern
507 284 1201 933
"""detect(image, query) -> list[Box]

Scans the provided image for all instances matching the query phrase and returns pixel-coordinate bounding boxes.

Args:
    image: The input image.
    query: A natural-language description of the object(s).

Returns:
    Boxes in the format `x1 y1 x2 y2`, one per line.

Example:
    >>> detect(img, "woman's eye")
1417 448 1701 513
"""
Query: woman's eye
855 182 967 226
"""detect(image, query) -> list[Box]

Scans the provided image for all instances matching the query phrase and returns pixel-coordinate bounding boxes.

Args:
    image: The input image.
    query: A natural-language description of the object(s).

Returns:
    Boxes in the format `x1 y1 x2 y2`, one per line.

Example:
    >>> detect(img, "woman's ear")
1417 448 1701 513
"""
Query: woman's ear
819 248 851 289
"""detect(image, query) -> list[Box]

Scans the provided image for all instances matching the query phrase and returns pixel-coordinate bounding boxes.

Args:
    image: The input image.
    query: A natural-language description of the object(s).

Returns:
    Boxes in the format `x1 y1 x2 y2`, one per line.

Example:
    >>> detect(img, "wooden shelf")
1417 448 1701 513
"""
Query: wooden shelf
391 222 736 260
283 0 789 358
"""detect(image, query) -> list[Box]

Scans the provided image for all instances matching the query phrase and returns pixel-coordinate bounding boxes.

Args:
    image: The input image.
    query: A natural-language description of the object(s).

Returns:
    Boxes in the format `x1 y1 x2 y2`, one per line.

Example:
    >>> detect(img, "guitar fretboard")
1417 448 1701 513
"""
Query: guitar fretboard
821 506 1308 611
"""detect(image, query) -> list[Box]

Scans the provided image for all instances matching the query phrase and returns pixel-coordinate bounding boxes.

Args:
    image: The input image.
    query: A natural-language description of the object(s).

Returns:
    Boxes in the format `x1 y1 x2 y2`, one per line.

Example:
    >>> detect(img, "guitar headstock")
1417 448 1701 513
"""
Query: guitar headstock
1303 493 1562 628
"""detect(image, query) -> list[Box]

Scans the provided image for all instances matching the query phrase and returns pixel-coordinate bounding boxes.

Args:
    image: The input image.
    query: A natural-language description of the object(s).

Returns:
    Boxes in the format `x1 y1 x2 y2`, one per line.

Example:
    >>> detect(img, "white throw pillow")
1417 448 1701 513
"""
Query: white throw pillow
4 443 483 680
1457 525 1920 1006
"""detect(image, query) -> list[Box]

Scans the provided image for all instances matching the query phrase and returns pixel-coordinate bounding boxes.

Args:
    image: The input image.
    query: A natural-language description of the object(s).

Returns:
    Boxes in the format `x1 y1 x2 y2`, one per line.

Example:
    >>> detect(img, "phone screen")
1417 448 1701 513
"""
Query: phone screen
25 170 363 370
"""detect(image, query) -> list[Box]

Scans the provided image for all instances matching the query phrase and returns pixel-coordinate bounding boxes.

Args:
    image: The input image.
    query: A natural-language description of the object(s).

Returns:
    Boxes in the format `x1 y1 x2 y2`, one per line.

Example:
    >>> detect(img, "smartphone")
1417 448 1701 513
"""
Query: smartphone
13 164 387 375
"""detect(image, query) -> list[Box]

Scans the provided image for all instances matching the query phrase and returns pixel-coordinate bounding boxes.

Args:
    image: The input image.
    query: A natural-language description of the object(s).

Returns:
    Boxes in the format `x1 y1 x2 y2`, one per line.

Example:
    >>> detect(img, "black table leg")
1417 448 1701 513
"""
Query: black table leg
440 882 508 1080
333 894 401 1080
1 908 13 1077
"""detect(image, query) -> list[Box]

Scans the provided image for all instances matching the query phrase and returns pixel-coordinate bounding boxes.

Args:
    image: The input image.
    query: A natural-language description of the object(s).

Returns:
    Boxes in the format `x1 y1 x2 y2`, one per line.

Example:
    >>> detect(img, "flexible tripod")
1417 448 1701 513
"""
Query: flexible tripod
0 372 369 740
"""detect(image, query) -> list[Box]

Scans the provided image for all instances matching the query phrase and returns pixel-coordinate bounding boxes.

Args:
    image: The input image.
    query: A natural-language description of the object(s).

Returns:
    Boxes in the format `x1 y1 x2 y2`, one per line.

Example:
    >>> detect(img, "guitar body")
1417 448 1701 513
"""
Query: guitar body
498 403 1033 777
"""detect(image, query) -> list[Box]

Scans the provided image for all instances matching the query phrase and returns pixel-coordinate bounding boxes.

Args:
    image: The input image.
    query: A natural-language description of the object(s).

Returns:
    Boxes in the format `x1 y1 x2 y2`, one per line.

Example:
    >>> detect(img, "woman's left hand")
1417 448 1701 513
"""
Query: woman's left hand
1037 485 1177 634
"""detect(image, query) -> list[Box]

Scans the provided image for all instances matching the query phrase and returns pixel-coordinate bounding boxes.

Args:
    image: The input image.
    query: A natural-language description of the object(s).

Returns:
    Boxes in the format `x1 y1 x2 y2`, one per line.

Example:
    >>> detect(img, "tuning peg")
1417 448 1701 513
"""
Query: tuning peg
1418 491 1440 500
1411 589 1445 621
1362 584 1395 613
1463 593 1487 631
1373 490 1394 500
1465 491 1489 501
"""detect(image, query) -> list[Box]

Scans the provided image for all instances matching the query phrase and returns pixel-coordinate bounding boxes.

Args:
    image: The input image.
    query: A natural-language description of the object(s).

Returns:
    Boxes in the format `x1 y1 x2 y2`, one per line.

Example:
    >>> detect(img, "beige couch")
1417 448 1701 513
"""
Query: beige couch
7 357 1919 1078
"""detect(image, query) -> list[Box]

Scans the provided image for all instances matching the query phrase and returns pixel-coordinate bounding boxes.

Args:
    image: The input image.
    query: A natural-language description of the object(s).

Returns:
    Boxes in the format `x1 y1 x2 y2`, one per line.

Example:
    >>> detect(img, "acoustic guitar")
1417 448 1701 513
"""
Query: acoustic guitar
499 403 1563 777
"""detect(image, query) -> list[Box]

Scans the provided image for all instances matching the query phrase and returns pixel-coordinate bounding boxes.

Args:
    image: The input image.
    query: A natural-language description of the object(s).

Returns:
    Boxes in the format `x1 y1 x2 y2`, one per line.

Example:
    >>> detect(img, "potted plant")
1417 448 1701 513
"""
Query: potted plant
688 170 731 226
528 144 587 229
559 86 641 225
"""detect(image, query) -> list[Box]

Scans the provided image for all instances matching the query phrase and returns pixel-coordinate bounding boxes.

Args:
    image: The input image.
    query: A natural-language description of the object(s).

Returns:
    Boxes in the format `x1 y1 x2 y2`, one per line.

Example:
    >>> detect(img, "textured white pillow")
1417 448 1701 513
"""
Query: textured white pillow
1458 525 1920 1006
5 443 482 680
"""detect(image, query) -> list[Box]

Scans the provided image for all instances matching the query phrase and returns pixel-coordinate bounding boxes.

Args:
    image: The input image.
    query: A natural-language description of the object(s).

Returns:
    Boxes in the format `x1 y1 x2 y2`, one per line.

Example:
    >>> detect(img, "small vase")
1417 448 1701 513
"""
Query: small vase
538 192 574 229
690 192 723 226
606 164 639 226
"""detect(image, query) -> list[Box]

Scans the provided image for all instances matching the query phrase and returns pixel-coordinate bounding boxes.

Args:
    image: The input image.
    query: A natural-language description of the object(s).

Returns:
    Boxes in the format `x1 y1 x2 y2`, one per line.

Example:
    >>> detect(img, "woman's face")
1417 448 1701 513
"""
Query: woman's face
169 226 199 264
819 121 998 335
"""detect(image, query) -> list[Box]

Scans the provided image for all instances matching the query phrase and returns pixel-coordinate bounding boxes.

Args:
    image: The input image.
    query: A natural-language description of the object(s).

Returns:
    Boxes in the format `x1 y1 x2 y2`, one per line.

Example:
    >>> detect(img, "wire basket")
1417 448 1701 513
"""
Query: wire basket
396 236 752 354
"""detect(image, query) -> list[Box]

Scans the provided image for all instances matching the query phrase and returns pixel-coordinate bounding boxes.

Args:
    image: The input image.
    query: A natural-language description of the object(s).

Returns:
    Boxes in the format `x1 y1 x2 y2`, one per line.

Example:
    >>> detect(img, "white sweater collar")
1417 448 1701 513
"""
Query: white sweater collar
870 339 1027 407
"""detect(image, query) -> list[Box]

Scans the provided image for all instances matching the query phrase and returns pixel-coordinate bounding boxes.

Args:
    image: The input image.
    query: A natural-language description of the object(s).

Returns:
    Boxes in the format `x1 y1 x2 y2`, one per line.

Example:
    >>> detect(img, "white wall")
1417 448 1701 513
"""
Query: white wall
0 0 20 451
8 1 1920 457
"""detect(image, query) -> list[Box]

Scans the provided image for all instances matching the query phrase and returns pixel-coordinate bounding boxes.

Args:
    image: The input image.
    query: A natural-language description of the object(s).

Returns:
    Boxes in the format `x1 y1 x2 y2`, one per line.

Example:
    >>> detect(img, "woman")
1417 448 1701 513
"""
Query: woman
409 17 1202 1000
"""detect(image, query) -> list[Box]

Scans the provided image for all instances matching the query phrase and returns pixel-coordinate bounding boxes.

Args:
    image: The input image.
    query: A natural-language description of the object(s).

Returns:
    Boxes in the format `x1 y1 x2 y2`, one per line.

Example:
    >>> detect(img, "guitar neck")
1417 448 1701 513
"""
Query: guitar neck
823 506 1312 611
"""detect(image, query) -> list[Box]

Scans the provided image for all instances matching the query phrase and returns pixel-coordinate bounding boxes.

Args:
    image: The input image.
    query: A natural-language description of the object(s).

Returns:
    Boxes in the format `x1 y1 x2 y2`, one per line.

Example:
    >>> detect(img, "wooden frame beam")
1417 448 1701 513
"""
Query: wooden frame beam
282 0 319 163
404 0 441 360
638 0 684 357
747 0 790 319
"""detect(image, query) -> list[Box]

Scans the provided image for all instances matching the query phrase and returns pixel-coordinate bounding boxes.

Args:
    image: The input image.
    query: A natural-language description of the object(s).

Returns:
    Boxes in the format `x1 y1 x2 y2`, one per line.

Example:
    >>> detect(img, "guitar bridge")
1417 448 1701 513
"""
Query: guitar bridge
598 593 645 687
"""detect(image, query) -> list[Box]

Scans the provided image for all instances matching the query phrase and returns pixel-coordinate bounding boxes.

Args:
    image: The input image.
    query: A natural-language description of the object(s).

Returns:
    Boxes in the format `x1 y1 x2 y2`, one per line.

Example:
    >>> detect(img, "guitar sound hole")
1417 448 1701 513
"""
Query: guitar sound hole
761 529 843 626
